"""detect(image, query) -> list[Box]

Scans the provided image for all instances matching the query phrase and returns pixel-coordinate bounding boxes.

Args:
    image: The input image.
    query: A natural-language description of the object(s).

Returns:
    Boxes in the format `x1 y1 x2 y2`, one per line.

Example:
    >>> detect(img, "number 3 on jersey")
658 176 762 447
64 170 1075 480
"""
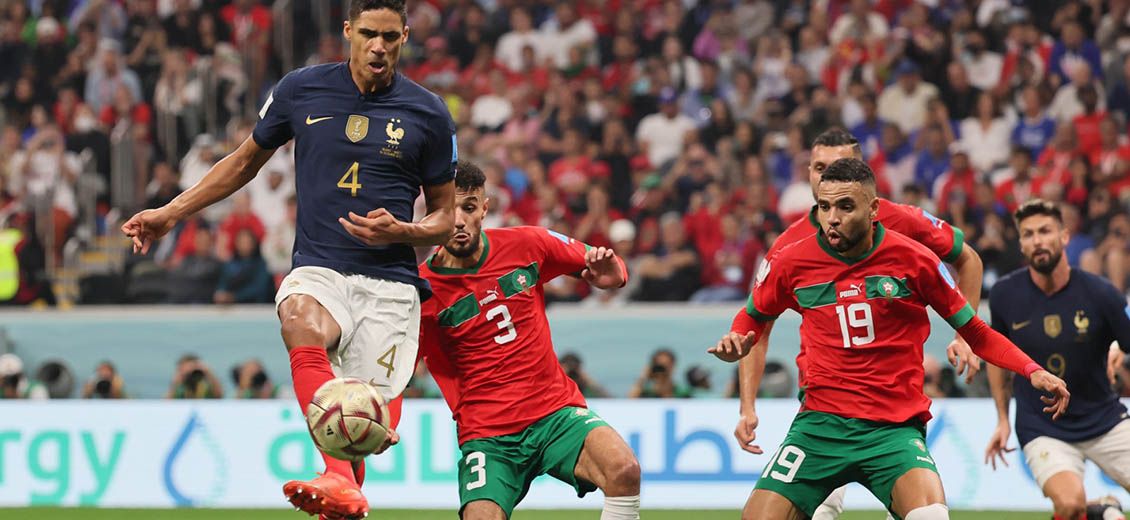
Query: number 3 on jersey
338 161 362 196
835 302 875 348
485 304 517 344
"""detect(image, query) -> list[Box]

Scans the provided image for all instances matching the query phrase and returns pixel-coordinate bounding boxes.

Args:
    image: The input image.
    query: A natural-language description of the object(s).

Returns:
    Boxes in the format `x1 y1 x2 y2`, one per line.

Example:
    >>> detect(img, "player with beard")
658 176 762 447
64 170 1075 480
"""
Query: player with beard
710 158 1069 520
417 161 641 520
985 199 1130 520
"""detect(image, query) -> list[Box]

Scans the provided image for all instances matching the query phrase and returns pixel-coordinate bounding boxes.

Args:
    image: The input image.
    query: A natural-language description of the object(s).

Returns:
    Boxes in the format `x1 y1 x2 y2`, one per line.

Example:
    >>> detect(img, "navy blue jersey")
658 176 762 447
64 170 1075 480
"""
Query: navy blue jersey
990 268 1130 446
252 63 456 299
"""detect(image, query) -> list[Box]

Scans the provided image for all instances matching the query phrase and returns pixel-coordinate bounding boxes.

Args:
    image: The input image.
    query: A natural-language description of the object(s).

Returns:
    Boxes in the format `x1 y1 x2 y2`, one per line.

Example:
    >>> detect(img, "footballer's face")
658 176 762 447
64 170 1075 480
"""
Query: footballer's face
809 145 861 199
444 187 489 259
1018 214 1068 274
817 180 879 255
344 8 408 90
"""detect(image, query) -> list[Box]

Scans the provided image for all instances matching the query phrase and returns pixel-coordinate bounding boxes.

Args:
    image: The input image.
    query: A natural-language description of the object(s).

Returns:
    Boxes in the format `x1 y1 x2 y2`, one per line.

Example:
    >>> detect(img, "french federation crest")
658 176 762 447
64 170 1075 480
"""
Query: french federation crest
1044 314 1062 338
1074 310 1089 335
346 115 369 143
386 118 405 145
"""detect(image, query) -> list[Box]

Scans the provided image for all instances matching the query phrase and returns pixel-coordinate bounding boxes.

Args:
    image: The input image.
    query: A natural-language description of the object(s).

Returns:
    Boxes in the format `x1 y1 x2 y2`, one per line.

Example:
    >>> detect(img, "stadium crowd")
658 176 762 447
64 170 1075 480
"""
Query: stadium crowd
1 0 1130 307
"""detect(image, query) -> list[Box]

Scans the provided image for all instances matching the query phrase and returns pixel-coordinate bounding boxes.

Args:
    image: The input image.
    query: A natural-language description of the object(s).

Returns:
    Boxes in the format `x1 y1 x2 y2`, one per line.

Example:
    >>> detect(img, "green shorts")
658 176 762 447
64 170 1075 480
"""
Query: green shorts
754 411 939 519
456 406 608 518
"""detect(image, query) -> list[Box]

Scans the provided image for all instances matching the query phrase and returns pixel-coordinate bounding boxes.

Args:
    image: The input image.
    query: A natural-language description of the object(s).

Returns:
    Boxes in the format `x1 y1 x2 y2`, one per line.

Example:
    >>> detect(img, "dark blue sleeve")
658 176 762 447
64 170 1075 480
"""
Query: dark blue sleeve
1097 277 1130 352
988 282 1009 338
252 72 297 150
420 104 457 186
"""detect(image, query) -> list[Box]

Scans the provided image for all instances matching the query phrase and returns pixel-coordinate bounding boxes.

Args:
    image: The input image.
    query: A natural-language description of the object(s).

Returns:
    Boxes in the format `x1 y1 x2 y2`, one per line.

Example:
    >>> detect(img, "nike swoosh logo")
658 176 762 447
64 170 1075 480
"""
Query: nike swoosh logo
306 115 333 125
1012 320 1030 330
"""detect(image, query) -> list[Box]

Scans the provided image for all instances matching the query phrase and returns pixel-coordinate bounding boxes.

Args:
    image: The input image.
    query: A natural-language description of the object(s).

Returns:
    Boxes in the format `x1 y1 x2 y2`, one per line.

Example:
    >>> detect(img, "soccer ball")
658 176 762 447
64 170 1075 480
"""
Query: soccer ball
306 378 392 461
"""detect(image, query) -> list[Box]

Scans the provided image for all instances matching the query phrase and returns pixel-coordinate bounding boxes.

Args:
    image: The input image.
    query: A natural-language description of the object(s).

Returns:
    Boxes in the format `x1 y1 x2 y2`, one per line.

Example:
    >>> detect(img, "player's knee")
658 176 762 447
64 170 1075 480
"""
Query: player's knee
903 503 949 520
605 456 641 492
461 500 506 520
1054 496 1086 519
279 311 328 348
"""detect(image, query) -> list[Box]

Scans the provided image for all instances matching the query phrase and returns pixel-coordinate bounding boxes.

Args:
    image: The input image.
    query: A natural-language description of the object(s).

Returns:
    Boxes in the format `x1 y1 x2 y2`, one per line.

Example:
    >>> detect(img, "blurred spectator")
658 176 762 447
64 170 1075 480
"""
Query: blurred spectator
995 147 1037 214
1048 63 1105 123
82 361 126 399
1072 84 1107 157
923 353 944 398
1090 117 1130 199
36 359 76 398
0 353 48 399
230 359 277 399
629 348 689 398
959 31 1003 92
168 225 221 304
958 92 1012 175
635 87 696 168
877 60 938 135
495 7 543 73
217 191 265 260
1108 55 1130 123
145 161 182 210
559 352 609 398
263 194 297 280
633 212 701 301
940 52 981 123
758 360 793 398
85 38 142 113
540 2 596 70
213 228 273 304
167 353 223 399
913 125 952 191
1049 21 1103 86
1012 85 1057 160
684 365 711 397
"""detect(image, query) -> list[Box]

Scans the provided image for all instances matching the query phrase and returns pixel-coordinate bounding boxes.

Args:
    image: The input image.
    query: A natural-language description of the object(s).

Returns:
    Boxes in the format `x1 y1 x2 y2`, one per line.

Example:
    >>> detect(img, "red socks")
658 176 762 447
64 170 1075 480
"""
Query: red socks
288 346 355 484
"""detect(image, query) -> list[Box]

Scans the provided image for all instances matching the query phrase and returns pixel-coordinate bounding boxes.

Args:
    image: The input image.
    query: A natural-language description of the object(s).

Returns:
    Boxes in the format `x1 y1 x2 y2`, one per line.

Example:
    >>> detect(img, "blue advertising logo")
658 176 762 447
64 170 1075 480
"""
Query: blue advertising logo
162 413 229 507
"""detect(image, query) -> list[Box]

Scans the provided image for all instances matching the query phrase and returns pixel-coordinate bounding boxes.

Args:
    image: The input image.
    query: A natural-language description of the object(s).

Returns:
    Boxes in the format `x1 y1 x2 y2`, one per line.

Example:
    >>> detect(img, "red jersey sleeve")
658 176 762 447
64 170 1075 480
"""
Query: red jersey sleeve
908 247 976 329
747 256 794 322
880 200 966 263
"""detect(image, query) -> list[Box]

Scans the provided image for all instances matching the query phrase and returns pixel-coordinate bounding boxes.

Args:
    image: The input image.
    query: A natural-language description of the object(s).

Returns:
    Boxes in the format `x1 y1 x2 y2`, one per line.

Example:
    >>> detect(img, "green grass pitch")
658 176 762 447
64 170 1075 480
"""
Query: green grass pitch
0 509 1058 519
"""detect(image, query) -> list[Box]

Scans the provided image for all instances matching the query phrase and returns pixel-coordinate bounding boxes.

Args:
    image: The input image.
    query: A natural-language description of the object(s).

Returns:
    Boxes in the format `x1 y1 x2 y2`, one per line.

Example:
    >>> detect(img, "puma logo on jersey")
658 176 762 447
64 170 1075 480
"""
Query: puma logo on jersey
1012 320 1031 330
479 290 499 306
839 283 864 298
306 115 333 125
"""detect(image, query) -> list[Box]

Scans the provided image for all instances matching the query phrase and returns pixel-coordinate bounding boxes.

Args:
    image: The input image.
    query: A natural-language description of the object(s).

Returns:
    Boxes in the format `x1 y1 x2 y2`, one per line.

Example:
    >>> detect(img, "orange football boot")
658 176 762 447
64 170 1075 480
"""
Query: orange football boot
283 471 368 519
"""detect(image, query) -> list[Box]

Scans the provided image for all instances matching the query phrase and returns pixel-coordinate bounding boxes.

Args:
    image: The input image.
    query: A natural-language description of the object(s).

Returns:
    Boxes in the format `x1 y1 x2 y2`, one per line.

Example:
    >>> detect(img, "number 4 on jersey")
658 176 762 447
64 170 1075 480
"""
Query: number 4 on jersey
338 161 362 196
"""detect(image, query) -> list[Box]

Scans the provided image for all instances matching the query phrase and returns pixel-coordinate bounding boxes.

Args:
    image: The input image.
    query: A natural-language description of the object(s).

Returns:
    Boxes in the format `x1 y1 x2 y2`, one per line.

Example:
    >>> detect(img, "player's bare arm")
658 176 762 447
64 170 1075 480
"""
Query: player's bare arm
339 180 455 246
733 332 769 454
984 363 1015 470
121 135 275 253
581 246 627 289
948 244 985 383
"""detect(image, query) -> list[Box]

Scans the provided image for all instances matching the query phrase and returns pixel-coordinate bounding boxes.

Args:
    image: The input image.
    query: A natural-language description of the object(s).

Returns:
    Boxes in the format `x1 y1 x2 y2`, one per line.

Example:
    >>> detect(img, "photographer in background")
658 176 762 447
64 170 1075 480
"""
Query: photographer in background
167 353 223 399
231 359 278 399
0 353 48 399
559 352 609 398
82 361 126 399
629 348 690 398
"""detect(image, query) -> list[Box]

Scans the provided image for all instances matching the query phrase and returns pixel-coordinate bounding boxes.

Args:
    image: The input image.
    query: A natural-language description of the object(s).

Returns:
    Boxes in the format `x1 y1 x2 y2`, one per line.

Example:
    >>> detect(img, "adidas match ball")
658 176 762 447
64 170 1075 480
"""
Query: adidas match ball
306 378 392 461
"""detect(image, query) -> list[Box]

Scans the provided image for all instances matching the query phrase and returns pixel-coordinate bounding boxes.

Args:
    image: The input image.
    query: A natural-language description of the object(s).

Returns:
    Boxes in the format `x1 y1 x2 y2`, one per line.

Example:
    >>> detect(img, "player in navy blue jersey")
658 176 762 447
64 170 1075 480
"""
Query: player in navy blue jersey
122 1 454 518
985 200 1130 520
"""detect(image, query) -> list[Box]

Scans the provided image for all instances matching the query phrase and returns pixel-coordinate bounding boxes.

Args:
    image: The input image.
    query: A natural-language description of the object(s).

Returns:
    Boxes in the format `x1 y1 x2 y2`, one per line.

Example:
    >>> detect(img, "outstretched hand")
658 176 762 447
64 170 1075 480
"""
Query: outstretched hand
1030 370 1070 420
734 411 763 454
983 421 1014 470
121 208 178 254
946 336 982 384
708 331 757 362
581 246 624 289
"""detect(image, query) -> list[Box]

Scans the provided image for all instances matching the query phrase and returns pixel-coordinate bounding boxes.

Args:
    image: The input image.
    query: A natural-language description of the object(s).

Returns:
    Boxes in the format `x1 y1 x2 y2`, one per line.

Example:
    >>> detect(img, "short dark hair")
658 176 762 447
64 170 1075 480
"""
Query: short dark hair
820 158 876 189
1013 198 1063 226
812 127 860 149
349 0 407 25
455 160 486 191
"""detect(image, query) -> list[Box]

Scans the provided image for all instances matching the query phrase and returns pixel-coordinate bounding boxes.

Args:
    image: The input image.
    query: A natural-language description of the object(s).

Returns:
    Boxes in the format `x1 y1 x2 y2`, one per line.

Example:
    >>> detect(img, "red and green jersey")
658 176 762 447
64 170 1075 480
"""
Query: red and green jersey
418 227 591 444
759 199 965 383
748 224 976 424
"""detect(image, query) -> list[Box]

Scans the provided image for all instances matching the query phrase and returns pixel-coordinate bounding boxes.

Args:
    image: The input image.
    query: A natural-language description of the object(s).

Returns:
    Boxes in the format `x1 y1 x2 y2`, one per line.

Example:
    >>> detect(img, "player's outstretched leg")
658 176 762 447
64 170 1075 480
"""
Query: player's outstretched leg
277 294 368 519
743 489 808 520
1043 472 1088 520
889 468 948 519
572 426 642 520
812 485 847 520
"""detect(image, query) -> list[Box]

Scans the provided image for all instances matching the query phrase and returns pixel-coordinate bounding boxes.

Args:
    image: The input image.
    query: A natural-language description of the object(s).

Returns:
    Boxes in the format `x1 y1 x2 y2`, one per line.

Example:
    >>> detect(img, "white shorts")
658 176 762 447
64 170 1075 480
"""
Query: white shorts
1023 419 1130 491
276 266 420 402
